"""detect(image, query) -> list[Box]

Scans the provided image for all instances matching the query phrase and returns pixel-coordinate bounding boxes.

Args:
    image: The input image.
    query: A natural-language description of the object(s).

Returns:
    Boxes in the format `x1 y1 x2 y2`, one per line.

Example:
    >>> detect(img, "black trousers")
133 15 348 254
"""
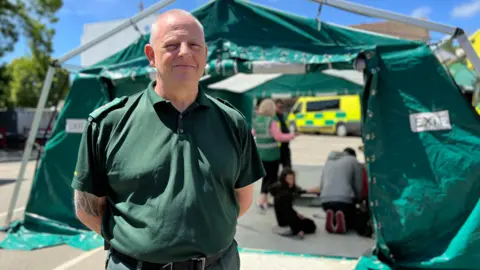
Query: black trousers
274 199 290 227
274 197 317 234
322 202 356 230
279 143 291 169
290 216 317 235
355 199 374 237
260 160 280 194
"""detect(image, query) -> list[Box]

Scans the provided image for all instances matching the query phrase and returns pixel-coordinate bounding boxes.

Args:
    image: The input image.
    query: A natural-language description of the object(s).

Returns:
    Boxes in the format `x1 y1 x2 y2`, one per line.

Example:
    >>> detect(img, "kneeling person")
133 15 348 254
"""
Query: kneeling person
315 148 363 234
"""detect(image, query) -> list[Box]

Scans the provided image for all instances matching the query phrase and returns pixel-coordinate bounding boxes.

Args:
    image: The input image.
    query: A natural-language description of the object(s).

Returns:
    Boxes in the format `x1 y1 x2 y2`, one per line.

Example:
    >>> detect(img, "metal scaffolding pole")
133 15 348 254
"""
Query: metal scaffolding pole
4 0 176 227
310 0 480 100
310 0 457 35
456 32 480 78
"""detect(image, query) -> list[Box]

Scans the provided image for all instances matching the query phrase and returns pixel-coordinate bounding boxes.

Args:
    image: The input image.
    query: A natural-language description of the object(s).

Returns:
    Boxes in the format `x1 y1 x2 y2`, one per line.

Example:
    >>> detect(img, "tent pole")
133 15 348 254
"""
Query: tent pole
455 32 480 104
4 0 176 227
310 0 457 35
5 66 56 226
311 0 480 101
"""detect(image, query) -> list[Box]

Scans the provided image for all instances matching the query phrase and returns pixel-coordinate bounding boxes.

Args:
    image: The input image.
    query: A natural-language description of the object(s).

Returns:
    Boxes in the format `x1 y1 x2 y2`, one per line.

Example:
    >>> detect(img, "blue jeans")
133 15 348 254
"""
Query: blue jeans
106 240 240 270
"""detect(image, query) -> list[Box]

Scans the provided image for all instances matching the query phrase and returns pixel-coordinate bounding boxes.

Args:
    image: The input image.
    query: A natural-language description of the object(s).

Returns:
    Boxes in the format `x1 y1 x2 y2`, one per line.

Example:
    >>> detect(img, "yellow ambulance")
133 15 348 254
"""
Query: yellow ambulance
287 95 361 136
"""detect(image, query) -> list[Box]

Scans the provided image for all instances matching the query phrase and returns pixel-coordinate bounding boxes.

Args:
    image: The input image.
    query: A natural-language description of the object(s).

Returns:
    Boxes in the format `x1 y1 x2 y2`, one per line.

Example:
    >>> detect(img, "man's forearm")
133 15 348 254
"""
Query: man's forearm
238 197 252 218
74 191 106 235
236 184 255 218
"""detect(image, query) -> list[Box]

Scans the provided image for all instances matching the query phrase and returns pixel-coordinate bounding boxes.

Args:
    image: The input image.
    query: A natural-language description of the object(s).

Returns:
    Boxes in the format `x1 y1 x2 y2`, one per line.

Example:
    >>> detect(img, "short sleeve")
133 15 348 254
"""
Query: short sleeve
235 119 266 189
71 119 107 197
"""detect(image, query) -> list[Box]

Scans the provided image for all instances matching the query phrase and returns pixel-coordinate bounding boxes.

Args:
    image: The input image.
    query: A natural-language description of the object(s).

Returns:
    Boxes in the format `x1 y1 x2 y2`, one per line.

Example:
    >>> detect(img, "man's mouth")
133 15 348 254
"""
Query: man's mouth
174 64 196 68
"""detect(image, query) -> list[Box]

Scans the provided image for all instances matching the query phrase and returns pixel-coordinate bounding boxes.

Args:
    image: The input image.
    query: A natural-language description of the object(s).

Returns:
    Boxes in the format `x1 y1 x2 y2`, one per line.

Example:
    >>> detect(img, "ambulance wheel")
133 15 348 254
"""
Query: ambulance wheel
336 123 347 137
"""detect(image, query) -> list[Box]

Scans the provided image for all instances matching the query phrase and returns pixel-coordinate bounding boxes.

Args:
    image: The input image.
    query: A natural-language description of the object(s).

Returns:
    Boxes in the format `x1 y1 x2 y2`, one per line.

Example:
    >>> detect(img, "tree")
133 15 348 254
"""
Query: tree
1 0 69 108
0 1 19 59
7 56 69 108
0 0 62 59
0 64 12 108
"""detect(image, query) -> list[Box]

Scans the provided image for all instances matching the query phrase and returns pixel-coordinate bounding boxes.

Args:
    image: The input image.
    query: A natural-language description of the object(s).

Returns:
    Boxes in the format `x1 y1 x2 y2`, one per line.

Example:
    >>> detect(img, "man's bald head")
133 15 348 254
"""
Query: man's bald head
149 9 204 46
144 8 208 93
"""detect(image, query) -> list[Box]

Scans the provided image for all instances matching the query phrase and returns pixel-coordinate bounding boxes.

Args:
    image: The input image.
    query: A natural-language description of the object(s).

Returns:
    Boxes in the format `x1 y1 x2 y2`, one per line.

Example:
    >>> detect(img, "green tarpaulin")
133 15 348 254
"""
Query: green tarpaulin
358 44 480 269
449 61 478 92
2 0 480 269
206 71 364 98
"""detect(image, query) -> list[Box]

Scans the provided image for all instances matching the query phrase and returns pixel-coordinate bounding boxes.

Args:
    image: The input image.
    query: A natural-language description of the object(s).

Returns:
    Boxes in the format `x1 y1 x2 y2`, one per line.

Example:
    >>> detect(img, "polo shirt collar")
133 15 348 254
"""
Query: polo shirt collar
146 80 210 108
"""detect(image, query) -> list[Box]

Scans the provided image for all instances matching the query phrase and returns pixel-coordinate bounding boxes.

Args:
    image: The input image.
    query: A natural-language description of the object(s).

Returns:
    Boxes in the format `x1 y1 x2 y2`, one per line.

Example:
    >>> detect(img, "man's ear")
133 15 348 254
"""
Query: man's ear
145 44 155 67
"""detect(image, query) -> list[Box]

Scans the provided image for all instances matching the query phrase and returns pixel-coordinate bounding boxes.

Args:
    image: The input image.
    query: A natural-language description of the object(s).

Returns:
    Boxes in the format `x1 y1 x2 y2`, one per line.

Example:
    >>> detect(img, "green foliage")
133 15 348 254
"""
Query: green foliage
1 0 63 58
1 0 68 108
0 1 19 59
0 64 12 108
6 57 69 108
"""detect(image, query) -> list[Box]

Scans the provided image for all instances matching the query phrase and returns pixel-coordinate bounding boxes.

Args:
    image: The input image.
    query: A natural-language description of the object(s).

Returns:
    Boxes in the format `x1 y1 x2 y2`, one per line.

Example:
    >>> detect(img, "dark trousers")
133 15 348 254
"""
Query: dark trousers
290 216 317 235
279 143 291 169
105 240 240 270
260 160 280 194
273 199 290 227
355 199 374 237
322 202 355 230
274 197 316 234
322 201 373 237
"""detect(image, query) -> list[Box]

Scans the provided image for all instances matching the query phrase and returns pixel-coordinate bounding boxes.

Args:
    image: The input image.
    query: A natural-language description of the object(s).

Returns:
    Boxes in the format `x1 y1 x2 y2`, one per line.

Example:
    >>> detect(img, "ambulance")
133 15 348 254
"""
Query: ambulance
287 95 361 137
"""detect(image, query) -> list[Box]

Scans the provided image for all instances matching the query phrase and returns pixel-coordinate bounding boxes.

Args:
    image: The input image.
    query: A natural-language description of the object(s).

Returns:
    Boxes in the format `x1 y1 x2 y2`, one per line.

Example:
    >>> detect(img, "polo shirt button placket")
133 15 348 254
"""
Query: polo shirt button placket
178 113 185 138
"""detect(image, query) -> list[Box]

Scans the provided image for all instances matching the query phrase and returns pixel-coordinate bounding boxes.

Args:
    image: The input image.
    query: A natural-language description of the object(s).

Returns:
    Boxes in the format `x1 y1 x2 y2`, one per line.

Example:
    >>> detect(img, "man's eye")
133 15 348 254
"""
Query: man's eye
165 44 178 50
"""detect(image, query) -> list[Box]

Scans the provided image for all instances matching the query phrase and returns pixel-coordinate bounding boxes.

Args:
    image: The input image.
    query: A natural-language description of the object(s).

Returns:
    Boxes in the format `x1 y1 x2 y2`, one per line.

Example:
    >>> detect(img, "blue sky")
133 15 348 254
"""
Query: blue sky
3 0 480 67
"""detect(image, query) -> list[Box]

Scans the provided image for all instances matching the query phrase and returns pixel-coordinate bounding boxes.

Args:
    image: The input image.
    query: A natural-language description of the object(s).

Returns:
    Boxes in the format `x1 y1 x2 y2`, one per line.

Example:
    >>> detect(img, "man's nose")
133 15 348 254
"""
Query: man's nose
178 43 192 57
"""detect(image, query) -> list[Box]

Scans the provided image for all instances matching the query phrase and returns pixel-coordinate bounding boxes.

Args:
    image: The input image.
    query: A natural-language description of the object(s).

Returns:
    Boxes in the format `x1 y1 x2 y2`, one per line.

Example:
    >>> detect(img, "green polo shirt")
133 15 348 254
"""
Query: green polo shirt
71 81 265 264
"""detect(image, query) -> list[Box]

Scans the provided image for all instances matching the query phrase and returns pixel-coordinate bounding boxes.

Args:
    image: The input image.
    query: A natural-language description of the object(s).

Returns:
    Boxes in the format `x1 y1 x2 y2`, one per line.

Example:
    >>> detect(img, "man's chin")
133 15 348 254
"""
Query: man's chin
172 76 199 85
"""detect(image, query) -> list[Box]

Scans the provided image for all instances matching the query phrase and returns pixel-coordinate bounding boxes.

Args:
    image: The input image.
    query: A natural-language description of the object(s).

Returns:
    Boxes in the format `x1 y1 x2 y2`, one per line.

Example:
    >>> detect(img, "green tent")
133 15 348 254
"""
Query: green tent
206 71 364 98
449 61 479 92
3 0 480 269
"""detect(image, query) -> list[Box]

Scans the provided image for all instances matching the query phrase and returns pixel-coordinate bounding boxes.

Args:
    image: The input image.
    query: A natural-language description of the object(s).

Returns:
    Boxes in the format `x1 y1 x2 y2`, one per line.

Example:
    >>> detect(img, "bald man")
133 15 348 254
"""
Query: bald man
72 9 266 270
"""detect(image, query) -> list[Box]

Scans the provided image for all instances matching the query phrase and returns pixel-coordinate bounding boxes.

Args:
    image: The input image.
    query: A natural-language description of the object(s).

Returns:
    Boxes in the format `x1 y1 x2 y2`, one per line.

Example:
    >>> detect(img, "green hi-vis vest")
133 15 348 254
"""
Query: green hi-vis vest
253 115 280 161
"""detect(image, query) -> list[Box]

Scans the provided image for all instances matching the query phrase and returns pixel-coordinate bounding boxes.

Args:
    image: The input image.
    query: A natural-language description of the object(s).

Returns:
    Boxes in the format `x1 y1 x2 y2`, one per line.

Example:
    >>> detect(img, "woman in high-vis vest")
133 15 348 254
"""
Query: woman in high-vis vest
253 99 296 210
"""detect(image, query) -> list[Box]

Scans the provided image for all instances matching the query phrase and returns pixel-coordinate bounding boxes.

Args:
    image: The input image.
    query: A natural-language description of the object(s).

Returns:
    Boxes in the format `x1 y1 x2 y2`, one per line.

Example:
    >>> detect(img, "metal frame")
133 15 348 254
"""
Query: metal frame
4 0 176 227
310 0 480 80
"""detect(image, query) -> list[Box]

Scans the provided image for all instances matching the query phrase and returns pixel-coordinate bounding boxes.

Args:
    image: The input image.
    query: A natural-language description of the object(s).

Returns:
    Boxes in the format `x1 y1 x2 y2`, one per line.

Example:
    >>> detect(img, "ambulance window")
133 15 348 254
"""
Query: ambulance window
306 99 340 112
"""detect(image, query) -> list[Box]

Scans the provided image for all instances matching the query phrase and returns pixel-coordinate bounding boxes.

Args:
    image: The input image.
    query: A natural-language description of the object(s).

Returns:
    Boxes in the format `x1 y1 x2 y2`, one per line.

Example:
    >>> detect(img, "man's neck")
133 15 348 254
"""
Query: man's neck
155 81 198 112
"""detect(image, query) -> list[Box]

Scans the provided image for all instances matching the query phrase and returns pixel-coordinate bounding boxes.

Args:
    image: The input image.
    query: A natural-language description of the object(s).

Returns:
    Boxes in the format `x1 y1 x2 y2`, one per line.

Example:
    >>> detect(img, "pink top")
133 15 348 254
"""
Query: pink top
251 120 295 142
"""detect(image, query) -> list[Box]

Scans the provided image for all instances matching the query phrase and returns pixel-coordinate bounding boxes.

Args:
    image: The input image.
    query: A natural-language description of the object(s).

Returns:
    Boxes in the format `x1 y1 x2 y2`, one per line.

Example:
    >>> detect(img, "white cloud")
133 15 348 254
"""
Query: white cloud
451 0 480 19
411 6 432 19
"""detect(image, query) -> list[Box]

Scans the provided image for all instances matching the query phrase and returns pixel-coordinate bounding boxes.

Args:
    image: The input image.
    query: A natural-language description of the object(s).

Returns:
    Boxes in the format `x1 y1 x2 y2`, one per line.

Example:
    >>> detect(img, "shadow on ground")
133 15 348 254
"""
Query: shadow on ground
236 164 374 258
0 150 39 163
0 179 16 186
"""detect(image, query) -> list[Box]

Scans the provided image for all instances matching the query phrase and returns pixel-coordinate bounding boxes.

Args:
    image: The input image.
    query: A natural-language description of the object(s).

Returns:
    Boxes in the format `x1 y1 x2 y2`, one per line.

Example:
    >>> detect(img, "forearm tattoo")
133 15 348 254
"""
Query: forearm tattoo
75 191 101 217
